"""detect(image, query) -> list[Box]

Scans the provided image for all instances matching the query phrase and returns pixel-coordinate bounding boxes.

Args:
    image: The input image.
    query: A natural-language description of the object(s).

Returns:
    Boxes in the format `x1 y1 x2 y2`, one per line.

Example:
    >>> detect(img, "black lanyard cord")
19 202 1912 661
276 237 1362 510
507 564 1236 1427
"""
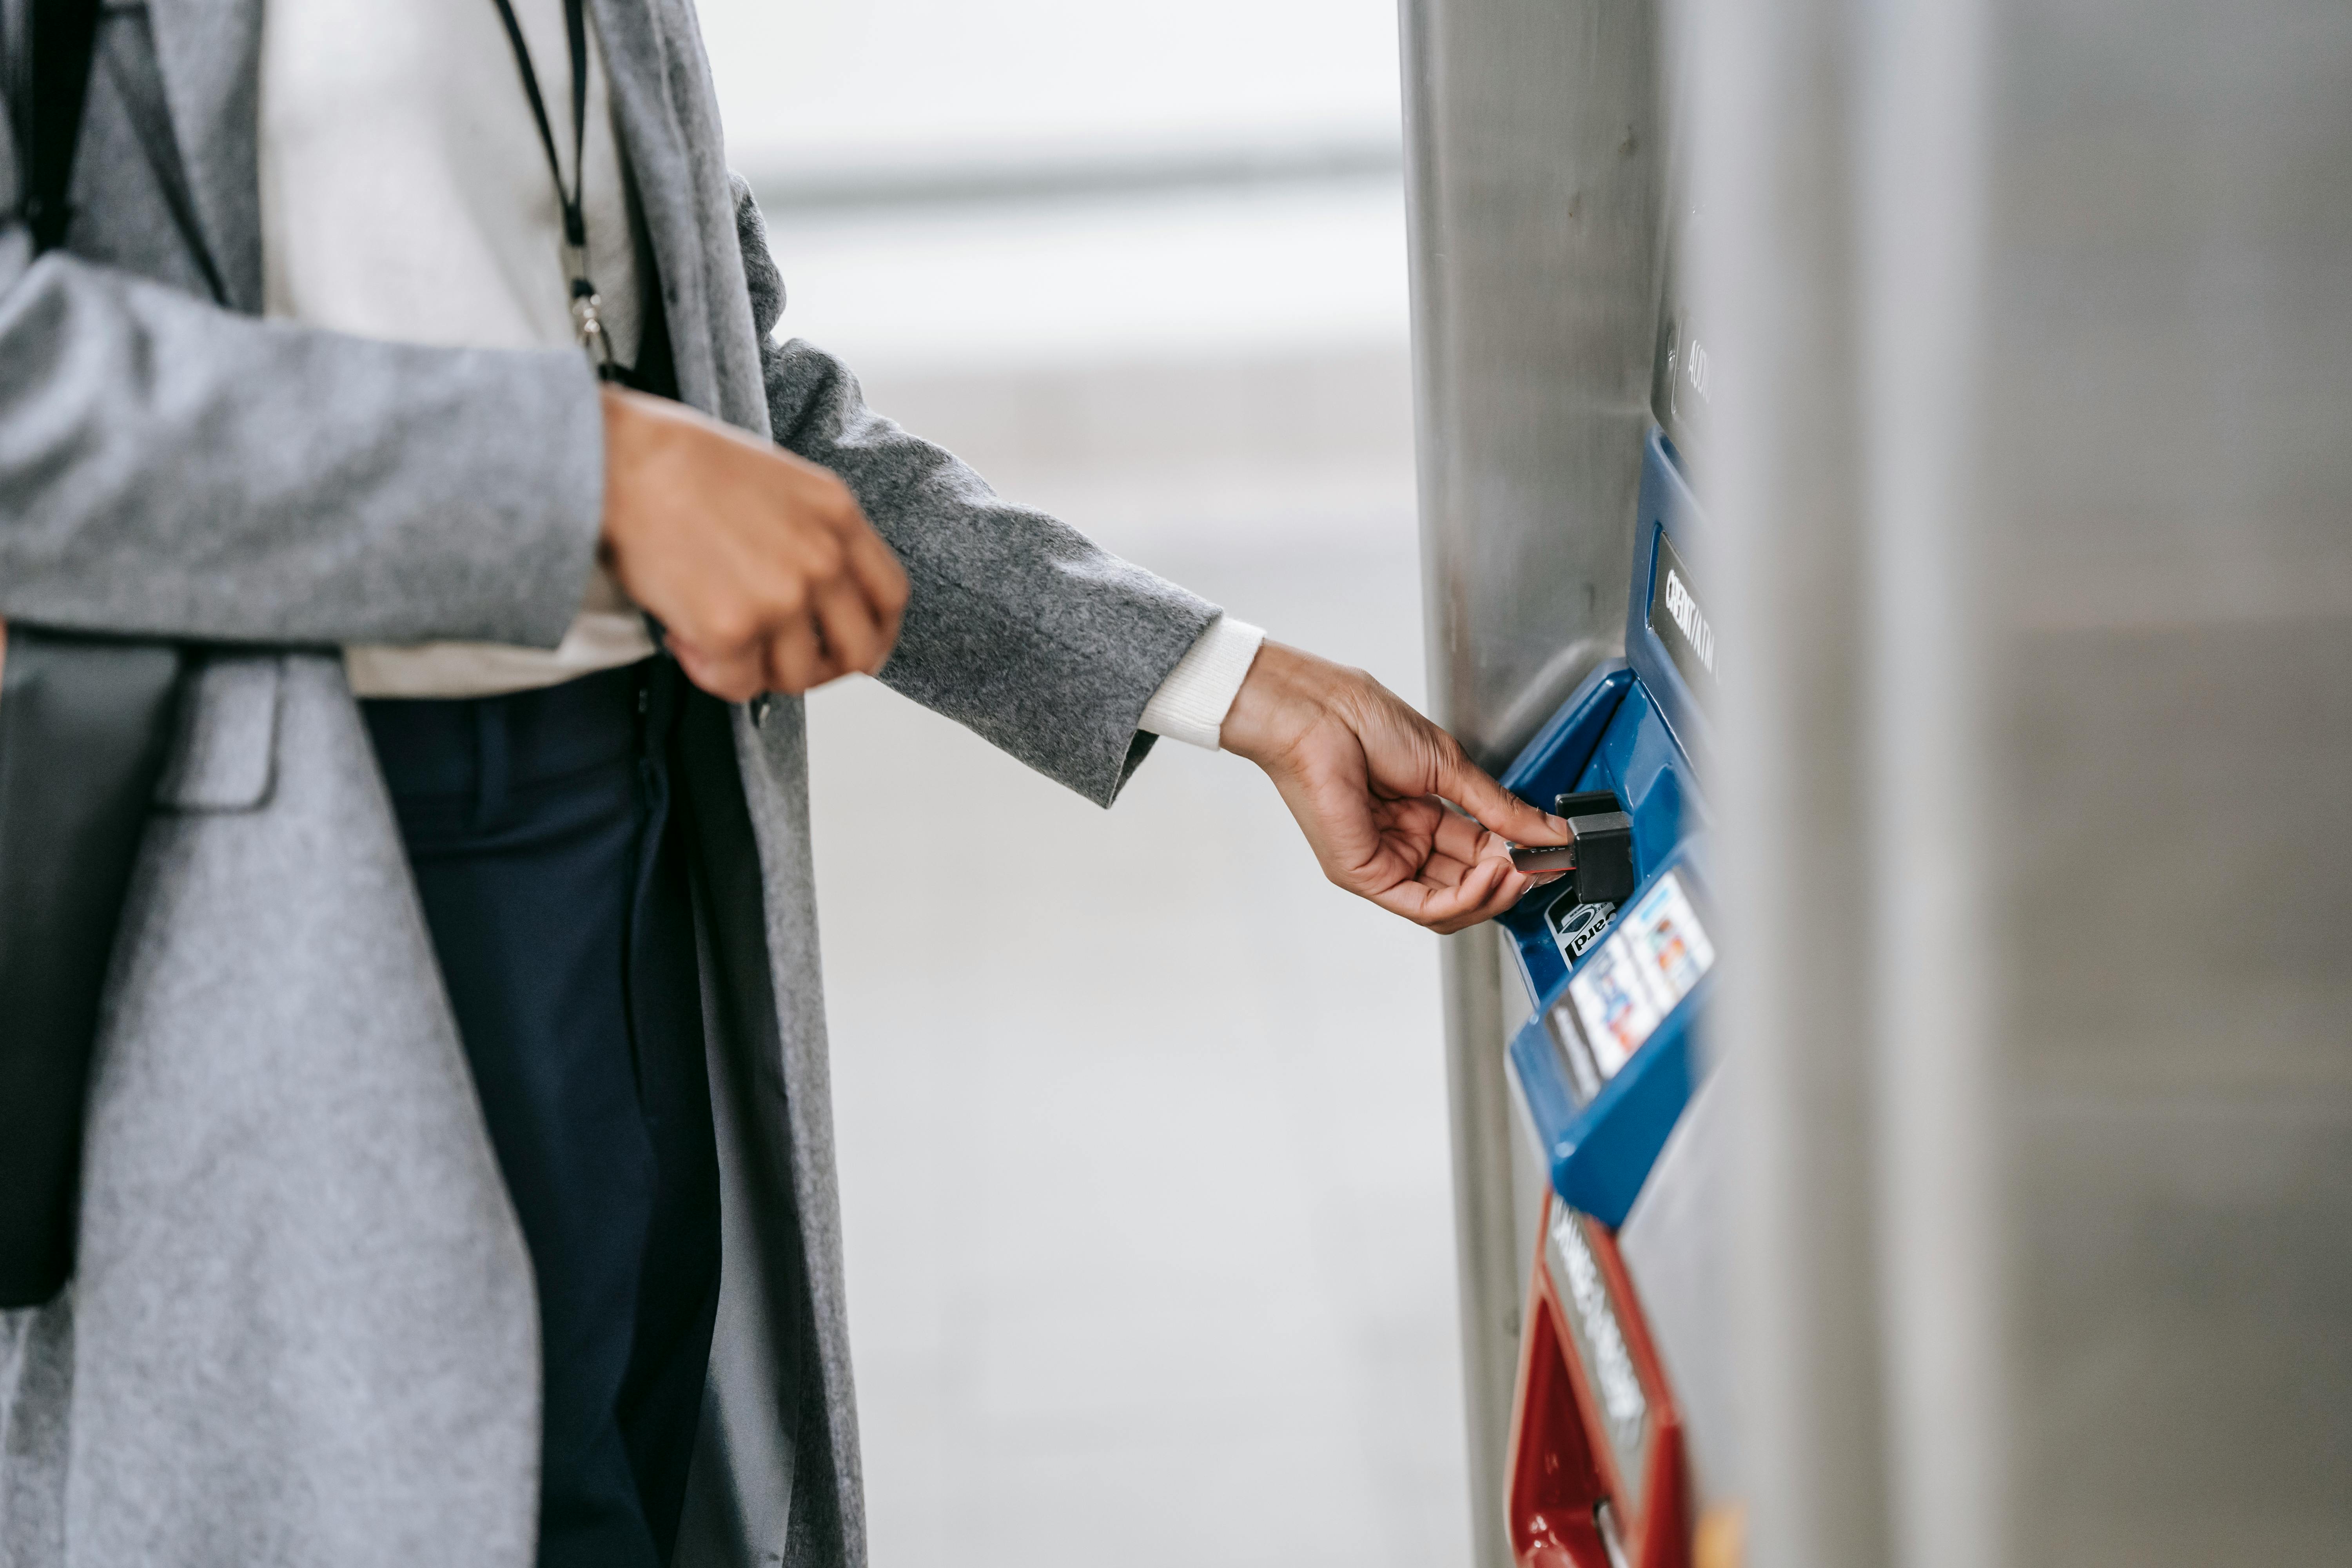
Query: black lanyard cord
488 0 616 372
18 0 105 253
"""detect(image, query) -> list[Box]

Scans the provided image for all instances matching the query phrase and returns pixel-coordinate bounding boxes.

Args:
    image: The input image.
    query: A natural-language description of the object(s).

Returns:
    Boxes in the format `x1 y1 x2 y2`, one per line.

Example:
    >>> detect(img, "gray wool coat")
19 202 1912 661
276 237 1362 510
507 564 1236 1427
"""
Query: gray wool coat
0 2 1219 1564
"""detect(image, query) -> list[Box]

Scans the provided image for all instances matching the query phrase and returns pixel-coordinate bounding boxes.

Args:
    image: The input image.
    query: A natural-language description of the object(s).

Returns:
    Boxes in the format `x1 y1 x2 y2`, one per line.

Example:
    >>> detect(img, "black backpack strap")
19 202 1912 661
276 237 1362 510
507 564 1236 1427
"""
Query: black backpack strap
0 0 188 1312
18 0 104 253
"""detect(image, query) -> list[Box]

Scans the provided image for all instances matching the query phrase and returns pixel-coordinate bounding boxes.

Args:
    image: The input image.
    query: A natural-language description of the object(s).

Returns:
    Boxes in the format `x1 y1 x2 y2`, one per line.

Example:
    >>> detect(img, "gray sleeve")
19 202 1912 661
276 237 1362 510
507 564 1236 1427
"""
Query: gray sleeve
731 180 1219 807
0 189 604 650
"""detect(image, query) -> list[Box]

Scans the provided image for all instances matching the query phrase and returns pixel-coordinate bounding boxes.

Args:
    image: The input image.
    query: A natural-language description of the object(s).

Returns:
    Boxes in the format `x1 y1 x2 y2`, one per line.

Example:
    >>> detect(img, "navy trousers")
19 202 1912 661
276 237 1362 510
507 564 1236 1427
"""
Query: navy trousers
364 660 720 1568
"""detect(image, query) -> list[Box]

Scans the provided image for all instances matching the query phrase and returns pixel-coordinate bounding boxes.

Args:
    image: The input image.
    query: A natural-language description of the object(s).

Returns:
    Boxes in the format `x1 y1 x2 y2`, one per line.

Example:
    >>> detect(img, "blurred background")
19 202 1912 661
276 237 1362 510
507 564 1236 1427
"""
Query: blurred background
683 3 2352 1566
694 4 1473 1563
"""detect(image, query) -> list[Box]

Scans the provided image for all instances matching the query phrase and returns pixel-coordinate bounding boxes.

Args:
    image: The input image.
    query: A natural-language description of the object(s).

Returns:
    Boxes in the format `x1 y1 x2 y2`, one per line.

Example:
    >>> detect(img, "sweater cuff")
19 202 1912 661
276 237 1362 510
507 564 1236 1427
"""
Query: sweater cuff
1138 615 1265 751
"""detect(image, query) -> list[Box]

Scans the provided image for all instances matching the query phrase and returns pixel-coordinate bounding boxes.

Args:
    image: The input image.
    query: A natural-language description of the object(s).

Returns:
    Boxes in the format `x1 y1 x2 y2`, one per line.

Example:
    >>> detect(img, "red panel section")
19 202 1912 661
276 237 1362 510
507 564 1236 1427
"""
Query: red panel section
1505 1213 1610 1568
1504 1197 1694 1568
1586 1221 1691 1568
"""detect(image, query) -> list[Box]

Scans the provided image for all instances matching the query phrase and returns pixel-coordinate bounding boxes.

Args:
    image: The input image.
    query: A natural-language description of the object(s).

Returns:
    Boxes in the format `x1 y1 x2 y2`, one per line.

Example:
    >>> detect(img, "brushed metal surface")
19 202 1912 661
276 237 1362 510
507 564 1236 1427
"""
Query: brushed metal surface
1430 927 1525 1568
1398 0 1667 1560
1698 0 2352 1562
1617 1072 1738 1508
1984 0 2352 1532
1401 0 1665 774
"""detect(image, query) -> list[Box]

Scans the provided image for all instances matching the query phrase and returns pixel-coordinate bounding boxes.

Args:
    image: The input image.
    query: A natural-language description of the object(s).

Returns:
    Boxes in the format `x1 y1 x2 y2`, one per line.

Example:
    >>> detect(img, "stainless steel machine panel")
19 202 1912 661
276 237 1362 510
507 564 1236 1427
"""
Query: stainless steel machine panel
1690 0 2352 1563
1618 1071 1737 1511
1398 2 1666 1561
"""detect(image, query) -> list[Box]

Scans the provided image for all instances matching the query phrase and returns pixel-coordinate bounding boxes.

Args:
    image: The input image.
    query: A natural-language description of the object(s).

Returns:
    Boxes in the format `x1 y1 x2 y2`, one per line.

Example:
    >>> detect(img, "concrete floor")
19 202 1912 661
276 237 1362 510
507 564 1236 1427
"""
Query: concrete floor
802 343 1477 1564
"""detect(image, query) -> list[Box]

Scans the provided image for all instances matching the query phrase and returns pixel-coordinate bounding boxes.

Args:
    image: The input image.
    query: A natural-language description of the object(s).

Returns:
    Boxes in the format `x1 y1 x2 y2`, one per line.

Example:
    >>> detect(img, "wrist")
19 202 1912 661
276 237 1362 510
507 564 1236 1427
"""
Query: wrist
1219 640 1333 764
597 384 690 568
598 385 640 559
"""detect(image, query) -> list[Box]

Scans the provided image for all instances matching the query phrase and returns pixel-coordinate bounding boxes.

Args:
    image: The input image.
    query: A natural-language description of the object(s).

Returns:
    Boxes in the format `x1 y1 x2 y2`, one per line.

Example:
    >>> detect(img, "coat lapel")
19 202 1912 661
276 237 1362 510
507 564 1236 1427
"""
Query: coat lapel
142 0 264 313
587 0 724 419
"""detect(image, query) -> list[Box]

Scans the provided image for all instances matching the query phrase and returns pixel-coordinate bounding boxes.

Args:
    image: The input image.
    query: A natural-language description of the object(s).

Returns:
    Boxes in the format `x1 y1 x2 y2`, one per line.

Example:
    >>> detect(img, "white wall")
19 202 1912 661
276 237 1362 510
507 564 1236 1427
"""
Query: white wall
693 3 1477 1563
697 0 1401 176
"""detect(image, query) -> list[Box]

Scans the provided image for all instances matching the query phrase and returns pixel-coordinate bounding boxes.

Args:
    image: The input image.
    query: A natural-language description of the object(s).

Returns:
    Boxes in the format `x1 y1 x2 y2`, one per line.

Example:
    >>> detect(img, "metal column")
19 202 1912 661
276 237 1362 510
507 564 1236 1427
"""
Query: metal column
1396 0 1664 1559
1692 0 2352 1563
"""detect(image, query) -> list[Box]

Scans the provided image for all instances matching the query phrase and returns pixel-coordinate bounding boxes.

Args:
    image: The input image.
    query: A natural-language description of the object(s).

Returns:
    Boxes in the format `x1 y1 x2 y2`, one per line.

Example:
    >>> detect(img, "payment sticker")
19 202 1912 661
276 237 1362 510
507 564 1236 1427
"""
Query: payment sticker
1566 869 1715 1080
1569 940 1663 1078
1626 871 1715 1007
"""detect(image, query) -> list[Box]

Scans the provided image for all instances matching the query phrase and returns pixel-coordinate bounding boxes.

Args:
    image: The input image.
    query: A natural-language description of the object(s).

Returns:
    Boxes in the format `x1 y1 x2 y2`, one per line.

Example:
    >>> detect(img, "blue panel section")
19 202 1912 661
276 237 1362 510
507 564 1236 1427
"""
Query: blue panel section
1576 682 1698 890
1506 1013 1695 1229
1497 680 1706 1006
1490 446 1722 1223
1503 851 1718 1228
1500 661 1635 806
1624 427 1713 767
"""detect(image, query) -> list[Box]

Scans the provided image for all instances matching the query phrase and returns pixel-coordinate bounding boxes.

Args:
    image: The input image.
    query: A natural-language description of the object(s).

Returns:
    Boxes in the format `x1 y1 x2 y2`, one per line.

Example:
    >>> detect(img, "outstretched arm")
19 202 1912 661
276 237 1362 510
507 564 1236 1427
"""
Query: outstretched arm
729 178 1561 931
733 180 1216 807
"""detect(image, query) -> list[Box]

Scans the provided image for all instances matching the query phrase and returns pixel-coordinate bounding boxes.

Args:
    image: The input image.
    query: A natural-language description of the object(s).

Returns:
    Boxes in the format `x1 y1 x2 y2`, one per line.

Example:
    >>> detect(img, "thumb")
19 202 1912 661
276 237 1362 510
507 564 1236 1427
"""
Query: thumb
1434 744 1568 846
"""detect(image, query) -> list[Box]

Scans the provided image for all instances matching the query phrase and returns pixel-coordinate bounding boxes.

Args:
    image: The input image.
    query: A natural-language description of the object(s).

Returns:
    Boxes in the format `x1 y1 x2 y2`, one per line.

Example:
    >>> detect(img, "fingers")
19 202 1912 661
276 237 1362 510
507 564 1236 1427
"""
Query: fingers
794 466 906 659
601 397 908 703
810 576 890 677
1432 743 1568 846
716 478 892 692
1372 855 1543 935
762 614 835 695
1219 640 1577 933
1424 811 1552 892
1419 847 1558 896
1307 784 1547 930
1360 809 1556 932
1428 808 1503 868
668 633 763 704
673 602 858 702
841 526 911 655
670 612 849 702
1434 861 1548 933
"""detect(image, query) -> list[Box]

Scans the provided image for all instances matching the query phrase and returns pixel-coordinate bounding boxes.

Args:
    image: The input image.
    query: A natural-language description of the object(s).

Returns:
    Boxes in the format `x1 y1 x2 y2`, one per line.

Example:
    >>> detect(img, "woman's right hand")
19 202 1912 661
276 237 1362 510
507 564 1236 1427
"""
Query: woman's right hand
596 387 909 703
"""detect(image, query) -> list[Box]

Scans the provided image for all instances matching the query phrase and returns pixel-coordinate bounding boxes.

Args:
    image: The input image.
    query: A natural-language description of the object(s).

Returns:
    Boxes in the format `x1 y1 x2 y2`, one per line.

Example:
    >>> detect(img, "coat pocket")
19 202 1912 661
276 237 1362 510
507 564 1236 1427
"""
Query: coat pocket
153 656 281 812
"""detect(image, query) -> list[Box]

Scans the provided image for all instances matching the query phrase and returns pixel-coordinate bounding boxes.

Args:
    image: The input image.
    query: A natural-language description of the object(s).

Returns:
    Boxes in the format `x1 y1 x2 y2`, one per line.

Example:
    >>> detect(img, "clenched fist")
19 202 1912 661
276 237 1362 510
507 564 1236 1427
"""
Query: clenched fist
598 386 909 702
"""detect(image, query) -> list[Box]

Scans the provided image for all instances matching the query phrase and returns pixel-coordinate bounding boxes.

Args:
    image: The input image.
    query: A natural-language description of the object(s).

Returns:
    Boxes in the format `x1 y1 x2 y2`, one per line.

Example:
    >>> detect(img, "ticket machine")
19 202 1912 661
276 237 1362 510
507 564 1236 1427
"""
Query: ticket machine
1488 417 1720 1568
1499 1069 1741 1568
1504 1188 1693 1568
1497 425 1719 1230
1492 202 1733 1559
1397 0 1718 1556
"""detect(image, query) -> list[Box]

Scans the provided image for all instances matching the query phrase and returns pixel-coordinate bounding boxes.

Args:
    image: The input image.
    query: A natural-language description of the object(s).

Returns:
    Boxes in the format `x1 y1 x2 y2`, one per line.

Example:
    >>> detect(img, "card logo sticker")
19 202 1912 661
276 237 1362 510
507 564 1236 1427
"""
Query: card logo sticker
1550 897 1618 964
1566 869 1715 1080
